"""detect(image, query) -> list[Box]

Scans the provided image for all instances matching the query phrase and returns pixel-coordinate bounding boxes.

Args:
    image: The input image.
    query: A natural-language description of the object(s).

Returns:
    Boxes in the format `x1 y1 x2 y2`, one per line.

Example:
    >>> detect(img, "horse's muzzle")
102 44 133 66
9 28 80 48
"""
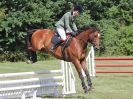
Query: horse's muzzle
94 47 100 51
93 45 100 50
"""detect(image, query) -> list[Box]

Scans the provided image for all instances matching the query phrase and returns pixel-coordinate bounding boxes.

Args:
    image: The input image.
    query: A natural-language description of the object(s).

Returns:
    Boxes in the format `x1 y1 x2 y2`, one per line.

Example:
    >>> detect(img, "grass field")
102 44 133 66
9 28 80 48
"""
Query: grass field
0 59 133 99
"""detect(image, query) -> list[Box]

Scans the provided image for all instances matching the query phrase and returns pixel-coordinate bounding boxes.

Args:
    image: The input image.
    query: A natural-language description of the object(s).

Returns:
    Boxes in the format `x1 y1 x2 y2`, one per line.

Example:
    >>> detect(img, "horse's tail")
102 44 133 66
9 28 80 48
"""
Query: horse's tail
26 29 38 46
25 29 38 64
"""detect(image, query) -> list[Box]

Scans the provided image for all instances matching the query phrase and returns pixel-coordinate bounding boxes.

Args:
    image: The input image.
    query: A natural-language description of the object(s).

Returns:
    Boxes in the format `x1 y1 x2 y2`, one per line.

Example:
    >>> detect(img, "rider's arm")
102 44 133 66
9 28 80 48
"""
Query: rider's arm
72 21 78 32
64 13 73 33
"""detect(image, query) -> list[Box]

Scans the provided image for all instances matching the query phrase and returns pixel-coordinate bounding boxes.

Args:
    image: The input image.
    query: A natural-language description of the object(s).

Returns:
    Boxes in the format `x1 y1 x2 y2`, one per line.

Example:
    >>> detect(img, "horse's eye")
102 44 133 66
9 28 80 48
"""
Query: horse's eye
94 34 98 38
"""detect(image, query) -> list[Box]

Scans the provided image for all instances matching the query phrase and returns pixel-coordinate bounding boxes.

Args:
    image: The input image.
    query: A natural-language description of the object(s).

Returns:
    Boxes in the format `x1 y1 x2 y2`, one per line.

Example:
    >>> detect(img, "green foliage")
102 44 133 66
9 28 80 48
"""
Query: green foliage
0 51 26 62
98 20 119 55
76 10 93 28
0 0 133 61
116 25 133 55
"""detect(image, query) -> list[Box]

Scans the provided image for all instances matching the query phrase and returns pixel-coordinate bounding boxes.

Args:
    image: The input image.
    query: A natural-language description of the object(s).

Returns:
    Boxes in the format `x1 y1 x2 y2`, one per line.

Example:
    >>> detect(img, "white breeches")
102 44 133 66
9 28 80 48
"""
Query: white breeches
57 28 67 41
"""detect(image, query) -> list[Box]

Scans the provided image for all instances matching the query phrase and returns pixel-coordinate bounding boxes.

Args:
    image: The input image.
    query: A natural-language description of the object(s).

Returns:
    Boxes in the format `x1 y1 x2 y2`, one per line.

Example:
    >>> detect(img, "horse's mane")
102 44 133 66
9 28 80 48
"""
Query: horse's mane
78 24 100 33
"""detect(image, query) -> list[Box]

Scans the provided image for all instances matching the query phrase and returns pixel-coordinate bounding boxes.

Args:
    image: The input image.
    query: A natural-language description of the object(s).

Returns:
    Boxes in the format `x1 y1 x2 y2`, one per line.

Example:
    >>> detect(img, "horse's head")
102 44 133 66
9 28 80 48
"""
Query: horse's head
77 25 101 50
91 30 101 50
81 25 101 50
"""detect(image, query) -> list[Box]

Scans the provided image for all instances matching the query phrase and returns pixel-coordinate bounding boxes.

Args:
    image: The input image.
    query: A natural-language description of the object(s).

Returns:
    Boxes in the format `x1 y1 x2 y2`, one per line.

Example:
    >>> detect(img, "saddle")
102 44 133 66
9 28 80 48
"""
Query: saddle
51 34 73 58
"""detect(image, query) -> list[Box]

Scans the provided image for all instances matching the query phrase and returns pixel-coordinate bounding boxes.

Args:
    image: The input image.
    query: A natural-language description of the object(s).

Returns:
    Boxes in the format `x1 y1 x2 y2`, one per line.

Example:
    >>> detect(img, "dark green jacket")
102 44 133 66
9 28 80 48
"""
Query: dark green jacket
55 12 77 35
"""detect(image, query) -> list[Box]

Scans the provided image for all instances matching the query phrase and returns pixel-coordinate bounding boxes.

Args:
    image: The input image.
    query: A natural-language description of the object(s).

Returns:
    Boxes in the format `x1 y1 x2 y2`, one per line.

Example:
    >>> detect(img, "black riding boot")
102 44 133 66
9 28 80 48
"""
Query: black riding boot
50 34 63 52
50 42 62 52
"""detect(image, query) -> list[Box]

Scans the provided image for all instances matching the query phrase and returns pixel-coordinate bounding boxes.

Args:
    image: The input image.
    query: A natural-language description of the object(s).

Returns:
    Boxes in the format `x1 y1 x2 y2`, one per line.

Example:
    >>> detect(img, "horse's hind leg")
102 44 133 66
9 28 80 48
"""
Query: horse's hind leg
26 50 37 64
81 59 93 91
25 32 37 64
72 59 88 93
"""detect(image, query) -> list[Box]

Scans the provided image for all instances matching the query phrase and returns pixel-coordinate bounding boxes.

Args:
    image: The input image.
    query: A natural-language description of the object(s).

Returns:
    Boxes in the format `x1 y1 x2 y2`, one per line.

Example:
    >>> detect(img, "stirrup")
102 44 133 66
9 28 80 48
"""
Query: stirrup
50 46 55 52
50 49 54 52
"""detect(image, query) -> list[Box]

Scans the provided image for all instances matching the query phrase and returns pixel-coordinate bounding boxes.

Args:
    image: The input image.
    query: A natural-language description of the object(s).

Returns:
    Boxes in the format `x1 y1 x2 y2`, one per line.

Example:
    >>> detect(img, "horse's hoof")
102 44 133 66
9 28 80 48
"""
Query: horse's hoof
28 46 32 50
84 87 89 94
26 60 33 64
84 89 88 94
88 85 94 91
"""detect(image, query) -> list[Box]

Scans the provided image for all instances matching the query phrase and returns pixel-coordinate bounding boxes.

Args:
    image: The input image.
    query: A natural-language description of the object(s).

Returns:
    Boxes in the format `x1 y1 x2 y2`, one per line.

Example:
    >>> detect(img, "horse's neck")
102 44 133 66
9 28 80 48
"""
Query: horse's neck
76 30 91 49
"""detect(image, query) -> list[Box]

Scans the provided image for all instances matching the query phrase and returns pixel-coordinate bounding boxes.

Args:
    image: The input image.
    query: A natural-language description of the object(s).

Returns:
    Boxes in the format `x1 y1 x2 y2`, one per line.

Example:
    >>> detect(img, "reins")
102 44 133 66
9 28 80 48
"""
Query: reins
75 32 89 44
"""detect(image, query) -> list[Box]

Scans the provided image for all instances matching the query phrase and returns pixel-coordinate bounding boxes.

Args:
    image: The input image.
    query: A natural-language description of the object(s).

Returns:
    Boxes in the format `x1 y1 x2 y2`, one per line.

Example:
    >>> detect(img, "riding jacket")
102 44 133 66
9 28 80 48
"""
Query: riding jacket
55 12 78 35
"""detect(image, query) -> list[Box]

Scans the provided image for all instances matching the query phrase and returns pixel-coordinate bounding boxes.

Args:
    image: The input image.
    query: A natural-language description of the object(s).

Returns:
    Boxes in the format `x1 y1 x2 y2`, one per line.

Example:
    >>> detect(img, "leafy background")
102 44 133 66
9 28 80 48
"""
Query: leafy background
0 0 133 61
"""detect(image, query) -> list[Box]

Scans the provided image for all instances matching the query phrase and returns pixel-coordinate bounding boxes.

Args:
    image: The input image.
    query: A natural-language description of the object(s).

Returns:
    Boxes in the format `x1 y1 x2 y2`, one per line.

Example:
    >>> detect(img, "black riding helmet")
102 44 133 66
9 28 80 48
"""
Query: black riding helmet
73 5 83 13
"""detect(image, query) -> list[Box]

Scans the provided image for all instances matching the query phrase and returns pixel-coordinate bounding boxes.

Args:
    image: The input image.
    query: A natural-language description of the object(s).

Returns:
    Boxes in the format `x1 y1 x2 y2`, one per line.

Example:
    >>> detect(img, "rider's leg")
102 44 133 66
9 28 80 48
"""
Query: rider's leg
57 28 67 41
50 28 66 52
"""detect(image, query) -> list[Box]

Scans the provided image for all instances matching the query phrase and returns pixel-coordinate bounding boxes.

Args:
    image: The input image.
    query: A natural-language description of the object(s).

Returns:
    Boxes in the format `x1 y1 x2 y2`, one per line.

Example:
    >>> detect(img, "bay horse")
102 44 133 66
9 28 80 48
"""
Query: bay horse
26 25 101 93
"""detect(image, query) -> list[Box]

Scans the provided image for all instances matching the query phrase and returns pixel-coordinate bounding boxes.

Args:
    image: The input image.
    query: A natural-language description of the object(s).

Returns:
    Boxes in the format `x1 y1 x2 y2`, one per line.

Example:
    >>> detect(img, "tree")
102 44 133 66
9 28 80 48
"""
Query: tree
0 0 133 61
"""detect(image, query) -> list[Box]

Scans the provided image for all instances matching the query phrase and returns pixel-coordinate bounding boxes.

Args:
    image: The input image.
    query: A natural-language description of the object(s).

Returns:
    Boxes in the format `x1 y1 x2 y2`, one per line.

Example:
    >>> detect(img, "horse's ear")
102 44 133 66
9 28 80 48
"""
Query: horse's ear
80 25 90 31
89 24 98 28
77 29 83 33
89 24 100 32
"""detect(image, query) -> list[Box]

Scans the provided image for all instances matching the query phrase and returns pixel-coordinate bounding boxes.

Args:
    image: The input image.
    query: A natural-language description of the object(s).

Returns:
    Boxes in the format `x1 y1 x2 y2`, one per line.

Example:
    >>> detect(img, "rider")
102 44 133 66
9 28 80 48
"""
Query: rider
50 5 83 52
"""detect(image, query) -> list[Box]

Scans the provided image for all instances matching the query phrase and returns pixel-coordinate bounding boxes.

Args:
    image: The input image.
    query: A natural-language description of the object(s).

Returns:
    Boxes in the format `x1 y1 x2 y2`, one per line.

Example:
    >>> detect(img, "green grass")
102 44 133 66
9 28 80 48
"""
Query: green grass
0 60 60 73
0 59 133 99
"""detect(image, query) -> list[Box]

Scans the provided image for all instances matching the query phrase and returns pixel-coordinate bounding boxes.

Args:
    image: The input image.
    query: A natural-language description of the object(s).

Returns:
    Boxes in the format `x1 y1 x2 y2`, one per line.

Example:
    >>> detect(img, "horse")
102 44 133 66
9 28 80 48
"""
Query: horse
26 25 101 93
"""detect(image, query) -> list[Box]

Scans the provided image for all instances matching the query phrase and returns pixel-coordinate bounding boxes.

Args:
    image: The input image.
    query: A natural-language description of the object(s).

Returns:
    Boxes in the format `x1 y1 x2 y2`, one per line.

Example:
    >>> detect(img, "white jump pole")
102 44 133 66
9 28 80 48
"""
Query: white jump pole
91 46 96 77
86 46 96 77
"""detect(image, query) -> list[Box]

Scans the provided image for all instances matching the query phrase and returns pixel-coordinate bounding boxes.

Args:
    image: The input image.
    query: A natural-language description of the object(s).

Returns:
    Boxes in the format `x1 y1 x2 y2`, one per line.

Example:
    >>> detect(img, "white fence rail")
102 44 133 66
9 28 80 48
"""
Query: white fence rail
0 61 76 99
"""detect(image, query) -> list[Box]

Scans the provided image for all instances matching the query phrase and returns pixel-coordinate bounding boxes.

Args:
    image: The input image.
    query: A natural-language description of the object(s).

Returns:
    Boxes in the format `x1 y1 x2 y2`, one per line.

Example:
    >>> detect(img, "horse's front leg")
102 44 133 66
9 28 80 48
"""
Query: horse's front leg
72 59 88 93
80 59 93 90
